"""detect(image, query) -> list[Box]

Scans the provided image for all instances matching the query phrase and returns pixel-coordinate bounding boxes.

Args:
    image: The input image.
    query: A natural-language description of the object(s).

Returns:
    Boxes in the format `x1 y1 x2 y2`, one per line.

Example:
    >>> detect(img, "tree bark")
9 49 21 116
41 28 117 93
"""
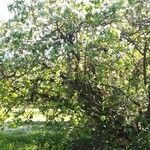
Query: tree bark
143 42 150 118
143 43 147 85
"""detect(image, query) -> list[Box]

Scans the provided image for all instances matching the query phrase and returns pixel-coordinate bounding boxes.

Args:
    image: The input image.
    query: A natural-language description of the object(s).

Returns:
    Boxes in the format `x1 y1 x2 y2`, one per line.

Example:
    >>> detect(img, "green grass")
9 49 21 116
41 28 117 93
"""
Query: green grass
0 122 70 150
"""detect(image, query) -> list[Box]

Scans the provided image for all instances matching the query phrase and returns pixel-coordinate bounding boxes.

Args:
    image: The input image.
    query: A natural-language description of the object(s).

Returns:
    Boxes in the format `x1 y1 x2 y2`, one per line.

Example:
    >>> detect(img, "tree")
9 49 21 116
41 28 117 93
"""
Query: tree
0 0 150 148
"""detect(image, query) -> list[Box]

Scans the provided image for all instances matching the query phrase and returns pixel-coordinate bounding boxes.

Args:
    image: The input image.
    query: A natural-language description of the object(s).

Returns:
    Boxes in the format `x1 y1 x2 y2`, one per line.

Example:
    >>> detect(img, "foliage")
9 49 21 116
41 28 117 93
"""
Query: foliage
0 0 150 149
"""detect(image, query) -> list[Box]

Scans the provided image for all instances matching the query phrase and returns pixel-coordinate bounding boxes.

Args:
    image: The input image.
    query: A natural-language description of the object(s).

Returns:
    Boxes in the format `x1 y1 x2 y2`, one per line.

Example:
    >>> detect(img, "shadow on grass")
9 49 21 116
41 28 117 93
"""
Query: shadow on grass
0 122 69 150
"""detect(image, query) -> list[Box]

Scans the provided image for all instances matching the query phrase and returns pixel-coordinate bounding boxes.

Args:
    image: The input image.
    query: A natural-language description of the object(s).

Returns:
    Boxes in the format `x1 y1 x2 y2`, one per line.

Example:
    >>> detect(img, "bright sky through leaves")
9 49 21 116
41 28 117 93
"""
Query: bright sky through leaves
0 0 13 21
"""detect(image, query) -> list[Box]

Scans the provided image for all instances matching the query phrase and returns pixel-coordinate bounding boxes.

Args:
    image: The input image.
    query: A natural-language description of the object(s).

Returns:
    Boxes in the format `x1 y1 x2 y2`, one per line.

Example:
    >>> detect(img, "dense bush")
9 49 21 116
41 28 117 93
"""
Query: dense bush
0 0 150 149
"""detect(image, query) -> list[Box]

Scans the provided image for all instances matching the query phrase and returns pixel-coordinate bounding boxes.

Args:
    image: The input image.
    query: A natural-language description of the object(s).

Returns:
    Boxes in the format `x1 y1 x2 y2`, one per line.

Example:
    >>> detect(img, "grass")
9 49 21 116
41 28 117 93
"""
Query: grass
0 122 71 150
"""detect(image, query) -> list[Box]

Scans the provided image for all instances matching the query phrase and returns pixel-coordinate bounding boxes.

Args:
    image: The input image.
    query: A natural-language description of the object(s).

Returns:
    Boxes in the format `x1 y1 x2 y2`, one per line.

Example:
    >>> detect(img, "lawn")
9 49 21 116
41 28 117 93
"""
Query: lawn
0 121 70 150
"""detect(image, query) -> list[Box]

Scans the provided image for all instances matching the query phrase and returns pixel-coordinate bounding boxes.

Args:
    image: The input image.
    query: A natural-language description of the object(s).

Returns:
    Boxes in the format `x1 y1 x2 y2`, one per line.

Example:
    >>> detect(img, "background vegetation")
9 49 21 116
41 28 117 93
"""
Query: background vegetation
0 0 150 149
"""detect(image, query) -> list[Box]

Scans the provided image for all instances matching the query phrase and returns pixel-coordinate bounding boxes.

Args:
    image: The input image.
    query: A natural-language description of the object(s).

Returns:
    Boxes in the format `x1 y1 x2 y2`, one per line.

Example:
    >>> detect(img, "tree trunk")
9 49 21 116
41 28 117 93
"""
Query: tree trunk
143 42 150 119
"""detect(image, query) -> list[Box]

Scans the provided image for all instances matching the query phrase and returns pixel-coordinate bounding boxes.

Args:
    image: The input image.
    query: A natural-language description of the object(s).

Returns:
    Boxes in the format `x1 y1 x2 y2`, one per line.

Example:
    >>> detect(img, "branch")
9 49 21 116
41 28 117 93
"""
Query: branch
121 31 143 55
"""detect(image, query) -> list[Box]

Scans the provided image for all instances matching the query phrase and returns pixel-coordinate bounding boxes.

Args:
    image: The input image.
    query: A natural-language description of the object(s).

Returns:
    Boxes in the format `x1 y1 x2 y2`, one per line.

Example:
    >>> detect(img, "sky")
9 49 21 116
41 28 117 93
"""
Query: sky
0 0 13 21
0 0 89 21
